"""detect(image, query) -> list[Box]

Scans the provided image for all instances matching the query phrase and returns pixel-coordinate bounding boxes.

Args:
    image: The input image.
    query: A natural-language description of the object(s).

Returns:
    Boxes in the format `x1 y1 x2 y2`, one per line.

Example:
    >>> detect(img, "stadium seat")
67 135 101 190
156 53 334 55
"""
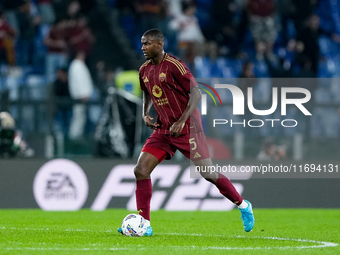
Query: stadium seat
194 56 212 78
319 36 334 58
4 68 25 101
195 0 213 28
253 60 269 77
318 58 336 78
216 58 238 78
26 75 48 100
6 76 22 101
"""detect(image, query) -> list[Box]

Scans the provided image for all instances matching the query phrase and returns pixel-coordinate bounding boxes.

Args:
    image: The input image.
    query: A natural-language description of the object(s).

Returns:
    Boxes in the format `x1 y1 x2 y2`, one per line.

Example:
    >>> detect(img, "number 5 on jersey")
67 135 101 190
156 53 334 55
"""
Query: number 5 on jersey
189 138 197 150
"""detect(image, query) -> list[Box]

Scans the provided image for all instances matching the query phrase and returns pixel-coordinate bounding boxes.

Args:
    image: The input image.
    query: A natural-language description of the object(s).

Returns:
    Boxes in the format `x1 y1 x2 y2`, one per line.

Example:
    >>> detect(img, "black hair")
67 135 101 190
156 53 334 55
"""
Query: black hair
143 29 164 42
182 0 195 13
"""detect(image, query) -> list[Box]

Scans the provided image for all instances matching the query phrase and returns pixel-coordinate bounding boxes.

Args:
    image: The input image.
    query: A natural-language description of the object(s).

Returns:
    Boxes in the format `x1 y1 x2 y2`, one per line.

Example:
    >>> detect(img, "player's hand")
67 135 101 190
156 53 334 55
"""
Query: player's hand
169 120 185 137
143 115 159 130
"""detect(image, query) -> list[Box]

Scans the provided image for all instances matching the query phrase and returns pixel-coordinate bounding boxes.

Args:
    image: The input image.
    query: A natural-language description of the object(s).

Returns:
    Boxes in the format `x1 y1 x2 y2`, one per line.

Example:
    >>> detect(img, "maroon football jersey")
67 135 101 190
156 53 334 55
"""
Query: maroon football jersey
139 53 203 134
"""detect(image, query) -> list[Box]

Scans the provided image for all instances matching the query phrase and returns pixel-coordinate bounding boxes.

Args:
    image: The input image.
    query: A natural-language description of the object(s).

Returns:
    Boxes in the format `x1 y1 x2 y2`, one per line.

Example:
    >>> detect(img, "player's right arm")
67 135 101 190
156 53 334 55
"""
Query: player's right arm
142 90 159 130
139 65 159 130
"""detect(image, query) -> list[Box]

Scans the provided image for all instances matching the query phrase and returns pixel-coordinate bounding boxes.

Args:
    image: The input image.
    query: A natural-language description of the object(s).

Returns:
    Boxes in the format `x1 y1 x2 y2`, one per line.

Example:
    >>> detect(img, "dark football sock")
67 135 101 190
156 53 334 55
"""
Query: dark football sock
215 173 243 205
135 179 152 221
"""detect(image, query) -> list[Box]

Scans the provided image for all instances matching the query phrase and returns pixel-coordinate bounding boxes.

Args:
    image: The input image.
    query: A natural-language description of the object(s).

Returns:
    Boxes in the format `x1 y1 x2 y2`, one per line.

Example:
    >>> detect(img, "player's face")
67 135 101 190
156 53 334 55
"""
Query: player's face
141 35 161 60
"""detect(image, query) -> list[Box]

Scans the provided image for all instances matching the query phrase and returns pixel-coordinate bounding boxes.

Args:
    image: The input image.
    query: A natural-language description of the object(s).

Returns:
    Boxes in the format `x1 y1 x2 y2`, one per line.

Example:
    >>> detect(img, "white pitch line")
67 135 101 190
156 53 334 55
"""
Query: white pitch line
3 247 129 251
0 226 113 233
160 233 338 250
0 227 338 251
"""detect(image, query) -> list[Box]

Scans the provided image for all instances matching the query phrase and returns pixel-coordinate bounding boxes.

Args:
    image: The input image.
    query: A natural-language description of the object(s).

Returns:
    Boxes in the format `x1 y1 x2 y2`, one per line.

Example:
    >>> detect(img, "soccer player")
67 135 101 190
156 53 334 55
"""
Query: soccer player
119 29 255 236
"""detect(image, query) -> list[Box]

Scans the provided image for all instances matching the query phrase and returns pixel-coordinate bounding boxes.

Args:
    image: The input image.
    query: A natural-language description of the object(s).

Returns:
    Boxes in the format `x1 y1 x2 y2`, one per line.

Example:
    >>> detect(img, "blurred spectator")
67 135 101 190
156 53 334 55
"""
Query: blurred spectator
16 0 41 66
44 18 68 83
239 61 256 80
233 5 250 58
53 67 70 101
37 0 55 25
205 0 238 56
295 14 340 76
169 1 205 68
68 51 94 140
166 0 182 18
296 14 320 76
1 0 22 35
135 0 165 32
95 60 108 99
95 62 119 102
276 0 296 45
291 0 319 36
65 1 81 38
264 53 292 106
265 54 293 78
257 137 286 161
51 68 71 135
0 10 16 65
238 61 257 93
115 0 136 15
295 55 316 78
247 0 277 60
52 0 68 21
157 1 174 52
68 16 95 58
78 0 96 16
67 0 81 20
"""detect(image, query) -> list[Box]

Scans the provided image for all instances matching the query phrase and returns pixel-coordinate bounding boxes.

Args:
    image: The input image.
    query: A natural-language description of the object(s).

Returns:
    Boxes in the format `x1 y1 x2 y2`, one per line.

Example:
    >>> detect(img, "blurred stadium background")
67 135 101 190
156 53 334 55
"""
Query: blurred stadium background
0 0 340 211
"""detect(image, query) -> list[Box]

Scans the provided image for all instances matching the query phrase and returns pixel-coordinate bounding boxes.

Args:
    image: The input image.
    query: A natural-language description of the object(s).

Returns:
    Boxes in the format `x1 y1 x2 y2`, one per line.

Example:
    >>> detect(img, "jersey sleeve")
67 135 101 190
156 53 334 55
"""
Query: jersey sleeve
170 60 198 92
139 72 146 91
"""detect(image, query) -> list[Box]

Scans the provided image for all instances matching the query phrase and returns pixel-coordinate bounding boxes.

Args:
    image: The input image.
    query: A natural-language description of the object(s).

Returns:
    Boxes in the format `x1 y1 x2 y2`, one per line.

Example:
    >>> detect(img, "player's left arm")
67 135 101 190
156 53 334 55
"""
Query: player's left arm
170 86 201 136
169 63 201 136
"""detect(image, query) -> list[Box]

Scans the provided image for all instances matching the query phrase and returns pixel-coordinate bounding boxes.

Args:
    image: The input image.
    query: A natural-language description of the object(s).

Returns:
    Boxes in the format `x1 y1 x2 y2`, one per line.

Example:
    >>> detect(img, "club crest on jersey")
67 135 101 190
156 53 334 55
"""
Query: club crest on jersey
159 72 166 82
152 85 163 98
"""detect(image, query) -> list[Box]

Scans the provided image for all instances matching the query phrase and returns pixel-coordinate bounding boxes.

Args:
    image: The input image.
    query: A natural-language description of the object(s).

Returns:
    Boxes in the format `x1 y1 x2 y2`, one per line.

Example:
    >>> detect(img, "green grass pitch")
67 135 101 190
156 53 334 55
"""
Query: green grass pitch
0 209 339 255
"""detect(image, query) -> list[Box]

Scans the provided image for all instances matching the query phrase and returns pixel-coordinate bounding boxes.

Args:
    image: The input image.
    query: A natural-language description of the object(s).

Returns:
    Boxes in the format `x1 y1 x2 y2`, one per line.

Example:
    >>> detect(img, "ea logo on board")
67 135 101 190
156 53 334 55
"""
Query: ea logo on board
33 159 88 211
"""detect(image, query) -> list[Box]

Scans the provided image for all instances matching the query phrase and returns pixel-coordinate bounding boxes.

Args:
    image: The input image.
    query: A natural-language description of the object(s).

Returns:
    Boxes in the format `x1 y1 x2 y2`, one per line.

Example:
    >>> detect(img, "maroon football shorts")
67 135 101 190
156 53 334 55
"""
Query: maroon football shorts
142 131 211 162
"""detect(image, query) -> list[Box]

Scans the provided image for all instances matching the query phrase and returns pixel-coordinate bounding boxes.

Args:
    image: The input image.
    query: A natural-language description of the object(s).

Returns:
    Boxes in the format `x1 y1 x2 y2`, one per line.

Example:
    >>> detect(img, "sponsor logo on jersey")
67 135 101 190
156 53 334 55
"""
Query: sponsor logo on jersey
152 85 162 98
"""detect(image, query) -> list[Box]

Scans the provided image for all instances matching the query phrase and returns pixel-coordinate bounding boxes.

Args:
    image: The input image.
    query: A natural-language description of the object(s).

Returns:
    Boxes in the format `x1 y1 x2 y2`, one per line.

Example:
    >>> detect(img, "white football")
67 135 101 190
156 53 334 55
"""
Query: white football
121 214 147 237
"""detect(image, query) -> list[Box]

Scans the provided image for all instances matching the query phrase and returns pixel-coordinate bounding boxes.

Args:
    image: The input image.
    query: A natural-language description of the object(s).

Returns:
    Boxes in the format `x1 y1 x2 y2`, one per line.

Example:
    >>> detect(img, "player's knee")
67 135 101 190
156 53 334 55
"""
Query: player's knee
134 165 150 180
